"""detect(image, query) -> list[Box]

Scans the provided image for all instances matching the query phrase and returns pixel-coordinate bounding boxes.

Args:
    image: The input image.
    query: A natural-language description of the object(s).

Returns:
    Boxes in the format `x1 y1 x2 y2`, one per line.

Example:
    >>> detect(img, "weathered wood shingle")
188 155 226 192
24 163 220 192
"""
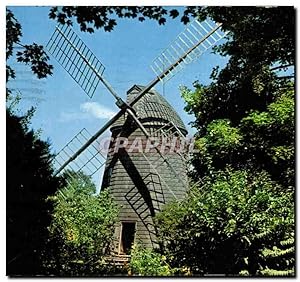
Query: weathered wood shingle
102 85 188 253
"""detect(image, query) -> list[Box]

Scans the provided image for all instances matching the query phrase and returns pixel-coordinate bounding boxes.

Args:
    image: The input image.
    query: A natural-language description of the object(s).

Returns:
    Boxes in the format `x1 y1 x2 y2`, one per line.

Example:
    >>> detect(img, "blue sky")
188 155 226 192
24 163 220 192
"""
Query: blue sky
7 6 229 187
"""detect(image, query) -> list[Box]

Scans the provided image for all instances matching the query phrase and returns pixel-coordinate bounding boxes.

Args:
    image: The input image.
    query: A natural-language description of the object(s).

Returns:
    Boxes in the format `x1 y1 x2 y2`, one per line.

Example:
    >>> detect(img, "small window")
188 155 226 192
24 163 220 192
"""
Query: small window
107 167 113 184
103 167 113 188
119 222 136 255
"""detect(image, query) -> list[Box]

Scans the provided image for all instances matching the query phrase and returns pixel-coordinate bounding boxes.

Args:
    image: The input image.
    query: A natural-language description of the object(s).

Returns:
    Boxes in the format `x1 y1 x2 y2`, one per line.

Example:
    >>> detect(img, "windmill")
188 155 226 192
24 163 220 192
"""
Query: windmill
47 16 226 259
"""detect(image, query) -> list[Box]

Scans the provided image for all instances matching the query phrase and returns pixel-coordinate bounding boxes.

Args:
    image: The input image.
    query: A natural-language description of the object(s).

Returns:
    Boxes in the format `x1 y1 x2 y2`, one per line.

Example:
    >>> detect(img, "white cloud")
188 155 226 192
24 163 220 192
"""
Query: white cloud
58 111 89 122
58 102 116 122
80 102 116 119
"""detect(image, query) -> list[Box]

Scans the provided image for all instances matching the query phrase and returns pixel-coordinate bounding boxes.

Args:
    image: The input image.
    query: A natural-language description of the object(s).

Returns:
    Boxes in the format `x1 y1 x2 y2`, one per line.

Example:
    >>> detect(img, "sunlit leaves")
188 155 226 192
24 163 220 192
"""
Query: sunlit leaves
206 119 242 151
156 169 294 275
268 89 294 126
129 245 175 276
46 174 119 275
268 146 294 164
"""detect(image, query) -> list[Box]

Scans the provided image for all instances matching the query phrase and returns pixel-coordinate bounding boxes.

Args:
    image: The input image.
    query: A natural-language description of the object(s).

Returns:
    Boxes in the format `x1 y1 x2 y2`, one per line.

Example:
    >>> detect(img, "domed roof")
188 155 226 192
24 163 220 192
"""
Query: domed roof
111 85 187 135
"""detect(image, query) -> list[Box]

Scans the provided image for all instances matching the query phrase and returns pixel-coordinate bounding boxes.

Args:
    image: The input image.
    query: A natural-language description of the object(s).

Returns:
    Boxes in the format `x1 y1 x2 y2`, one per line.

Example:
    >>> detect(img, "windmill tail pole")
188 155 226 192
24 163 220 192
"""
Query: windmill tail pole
53 23 223 176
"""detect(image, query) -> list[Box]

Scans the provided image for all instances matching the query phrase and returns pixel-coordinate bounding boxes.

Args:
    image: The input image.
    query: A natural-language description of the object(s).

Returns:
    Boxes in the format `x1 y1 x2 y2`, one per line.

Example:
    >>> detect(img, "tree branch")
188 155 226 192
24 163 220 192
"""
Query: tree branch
270 64 294 72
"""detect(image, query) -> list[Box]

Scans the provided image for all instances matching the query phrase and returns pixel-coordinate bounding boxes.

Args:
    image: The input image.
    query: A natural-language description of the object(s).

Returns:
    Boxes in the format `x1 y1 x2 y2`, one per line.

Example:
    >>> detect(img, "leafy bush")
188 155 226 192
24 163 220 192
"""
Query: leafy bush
128 244 175 276
155 169 294 275
45 173 119 276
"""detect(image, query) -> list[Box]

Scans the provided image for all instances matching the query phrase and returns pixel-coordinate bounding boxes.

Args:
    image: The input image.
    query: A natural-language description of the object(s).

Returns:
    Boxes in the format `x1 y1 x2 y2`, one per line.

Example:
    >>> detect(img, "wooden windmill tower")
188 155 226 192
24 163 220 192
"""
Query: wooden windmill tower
101 85 189 254
47 17 226 256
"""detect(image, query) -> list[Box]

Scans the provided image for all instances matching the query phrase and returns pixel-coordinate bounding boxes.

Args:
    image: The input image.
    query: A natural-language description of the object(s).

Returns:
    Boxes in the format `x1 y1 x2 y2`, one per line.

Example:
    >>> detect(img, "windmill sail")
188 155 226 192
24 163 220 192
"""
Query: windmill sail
50 18 225 180
47 24 105 98
150 18 226 82
53 128 106 184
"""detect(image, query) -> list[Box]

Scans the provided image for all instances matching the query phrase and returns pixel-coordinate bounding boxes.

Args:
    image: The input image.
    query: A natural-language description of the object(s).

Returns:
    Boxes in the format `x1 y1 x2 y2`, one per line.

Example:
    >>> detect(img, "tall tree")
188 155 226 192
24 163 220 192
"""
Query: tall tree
156 6 295 276
6 109 59 275
6 8 58 276
181 6 295 189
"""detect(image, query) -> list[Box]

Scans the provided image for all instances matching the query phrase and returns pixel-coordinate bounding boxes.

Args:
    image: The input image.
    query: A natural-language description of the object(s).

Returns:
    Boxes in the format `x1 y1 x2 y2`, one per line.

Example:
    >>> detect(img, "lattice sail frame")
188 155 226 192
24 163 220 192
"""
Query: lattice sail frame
150 18 227 82
53 128 106 184
47 24 105 98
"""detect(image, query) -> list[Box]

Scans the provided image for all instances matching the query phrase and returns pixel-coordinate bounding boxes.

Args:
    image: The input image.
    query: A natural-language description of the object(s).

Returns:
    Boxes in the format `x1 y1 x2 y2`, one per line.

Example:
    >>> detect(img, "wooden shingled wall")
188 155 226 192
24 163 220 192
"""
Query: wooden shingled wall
101 85 188 254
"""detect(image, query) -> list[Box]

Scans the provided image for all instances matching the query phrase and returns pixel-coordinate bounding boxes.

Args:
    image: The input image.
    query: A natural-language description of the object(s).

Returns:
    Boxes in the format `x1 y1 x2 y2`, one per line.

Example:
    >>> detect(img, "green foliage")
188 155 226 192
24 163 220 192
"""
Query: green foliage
48 6 202 33
256 233 295 276
241 85 294 131
183 57 294 190
239 86 294 188
6 8 53 82
262 245 294 258
128 245 175 276
181 7 294 135
45 174 119 276
259 268 294 276
268 87 294 127
16 43 53 79
156 169 294 275
170 6 295 277
205 119 242 152
6 109 59 275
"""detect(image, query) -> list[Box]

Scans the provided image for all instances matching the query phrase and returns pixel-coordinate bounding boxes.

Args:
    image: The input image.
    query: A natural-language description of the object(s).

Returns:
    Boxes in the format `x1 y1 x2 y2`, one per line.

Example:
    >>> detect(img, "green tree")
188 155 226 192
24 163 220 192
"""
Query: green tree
6 108 59 275
182 84 295 188
156 6 295 276
6 7 59 276
45 172 119 276
156 169 294 275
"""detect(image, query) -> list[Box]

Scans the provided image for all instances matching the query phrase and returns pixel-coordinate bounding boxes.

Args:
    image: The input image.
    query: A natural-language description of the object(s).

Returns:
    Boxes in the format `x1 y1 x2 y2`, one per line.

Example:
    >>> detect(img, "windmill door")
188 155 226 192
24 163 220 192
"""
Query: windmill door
119 222 136 255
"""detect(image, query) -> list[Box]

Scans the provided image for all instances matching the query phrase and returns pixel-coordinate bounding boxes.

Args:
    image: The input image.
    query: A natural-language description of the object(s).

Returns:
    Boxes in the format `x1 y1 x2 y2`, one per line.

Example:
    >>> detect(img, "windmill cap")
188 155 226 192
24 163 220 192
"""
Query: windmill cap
111 84 187 135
